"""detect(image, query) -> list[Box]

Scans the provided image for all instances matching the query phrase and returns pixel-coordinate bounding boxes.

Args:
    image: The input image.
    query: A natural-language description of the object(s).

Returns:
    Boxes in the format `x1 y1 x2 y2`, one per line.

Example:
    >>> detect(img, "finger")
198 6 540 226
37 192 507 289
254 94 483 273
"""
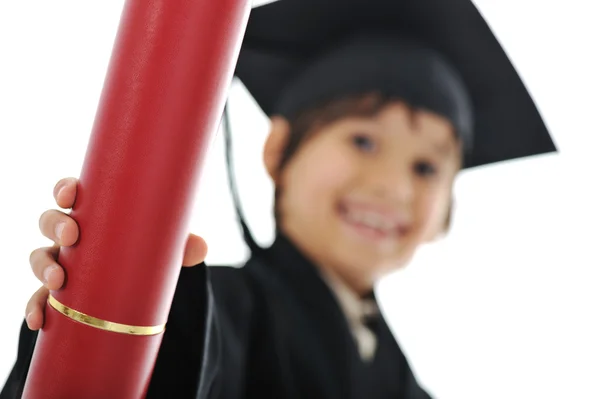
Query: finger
182 233 208 267
53 177 78 210
29 246 65 290
25 286 49 331
38 209 79 246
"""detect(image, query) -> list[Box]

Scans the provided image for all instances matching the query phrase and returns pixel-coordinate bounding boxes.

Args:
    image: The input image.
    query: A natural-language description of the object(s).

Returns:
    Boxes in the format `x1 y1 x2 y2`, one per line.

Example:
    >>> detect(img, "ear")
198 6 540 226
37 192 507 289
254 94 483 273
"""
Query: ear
263 116 291 182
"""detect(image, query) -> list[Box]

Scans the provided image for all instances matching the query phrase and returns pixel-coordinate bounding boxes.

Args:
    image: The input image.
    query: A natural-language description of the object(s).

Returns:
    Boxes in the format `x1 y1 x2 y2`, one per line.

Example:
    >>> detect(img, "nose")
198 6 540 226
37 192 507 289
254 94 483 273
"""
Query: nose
365 160 414 204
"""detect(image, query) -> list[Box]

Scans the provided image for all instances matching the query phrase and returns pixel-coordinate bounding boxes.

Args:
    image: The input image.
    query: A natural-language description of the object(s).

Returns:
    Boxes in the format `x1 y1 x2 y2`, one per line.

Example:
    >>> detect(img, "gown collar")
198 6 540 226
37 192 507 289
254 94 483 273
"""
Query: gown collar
262 231 380 328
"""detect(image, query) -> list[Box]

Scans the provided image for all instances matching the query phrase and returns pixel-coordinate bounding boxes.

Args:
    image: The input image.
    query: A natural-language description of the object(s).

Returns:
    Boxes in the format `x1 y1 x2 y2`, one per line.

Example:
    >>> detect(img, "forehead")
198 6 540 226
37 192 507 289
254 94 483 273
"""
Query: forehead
288 95 462 164
344 101 457 147
384 102 453 135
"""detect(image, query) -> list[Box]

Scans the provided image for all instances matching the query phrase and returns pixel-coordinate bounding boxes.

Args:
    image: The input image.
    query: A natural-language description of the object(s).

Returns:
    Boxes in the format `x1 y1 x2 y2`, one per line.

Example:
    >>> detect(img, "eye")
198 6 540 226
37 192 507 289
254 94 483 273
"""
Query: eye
413 160 438 177
351 134 376 153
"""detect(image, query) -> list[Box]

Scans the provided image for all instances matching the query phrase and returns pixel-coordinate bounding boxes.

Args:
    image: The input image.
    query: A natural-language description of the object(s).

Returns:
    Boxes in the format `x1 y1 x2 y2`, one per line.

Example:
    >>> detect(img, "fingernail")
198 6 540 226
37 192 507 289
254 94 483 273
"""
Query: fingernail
57 185 66 199
55 222 65 241
43 265 59 284
26 312 34 327
54 181 66 198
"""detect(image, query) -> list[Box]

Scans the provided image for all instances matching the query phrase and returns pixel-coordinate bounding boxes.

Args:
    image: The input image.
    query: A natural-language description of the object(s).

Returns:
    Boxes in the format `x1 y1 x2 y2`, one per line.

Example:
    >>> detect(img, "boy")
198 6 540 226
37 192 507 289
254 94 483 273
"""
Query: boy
2 0 555 398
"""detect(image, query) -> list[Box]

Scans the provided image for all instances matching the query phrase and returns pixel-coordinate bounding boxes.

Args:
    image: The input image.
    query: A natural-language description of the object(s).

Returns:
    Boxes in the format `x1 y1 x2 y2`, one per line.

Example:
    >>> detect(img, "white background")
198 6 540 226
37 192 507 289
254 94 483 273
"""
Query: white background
0 1 598 398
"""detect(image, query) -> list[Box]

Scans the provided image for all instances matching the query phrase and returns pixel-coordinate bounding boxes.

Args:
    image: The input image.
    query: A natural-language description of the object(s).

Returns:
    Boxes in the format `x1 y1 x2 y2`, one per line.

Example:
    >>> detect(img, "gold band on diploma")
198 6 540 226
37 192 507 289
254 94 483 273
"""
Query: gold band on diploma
47 294 165 336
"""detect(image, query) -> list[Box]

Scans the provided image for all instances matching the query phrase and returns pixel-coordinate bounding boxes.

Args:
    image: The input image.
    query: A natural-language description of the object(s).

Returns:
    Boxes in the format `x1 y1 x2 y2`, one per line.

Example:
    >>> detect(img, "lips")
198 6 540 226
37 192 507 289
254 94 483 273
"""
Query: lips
337 200 410 239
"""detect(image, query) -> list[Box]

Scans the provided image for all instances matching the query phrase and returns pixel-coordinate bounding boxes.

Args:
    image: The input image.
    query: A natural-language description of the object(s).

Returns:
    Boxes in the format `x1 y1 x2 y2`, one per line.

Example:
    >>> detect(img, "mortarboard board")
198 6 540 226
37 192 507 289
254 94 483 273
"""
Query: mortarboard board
233 0 557 168
226 0 558 252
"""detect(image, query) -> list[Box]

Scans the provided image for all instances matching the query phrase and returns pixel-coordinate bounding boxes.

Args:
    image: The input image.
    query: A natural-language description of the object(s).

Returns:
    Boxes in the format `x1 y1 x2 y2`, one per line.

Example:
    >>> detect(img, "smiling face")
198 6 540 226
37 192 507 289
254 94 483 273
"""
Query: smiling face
265 97 462 293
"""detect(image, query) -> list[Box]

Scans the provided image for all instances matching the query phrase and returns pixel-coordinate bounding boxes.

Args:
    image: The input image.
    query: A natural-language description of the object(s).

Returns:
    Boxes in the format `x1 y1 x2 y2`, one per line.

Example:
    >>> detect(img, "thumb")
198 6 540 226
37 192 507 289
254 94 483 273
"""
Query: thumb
182 233 208 267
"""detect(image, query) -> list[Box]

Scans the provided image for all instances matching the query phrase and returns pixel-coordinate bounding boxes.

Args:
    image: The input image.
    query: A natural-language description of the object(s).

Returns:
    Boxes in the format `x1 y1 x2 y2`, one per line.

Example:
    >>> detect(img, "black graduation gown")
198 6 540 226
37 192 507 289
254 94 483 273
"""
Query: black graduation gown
2 234 432 399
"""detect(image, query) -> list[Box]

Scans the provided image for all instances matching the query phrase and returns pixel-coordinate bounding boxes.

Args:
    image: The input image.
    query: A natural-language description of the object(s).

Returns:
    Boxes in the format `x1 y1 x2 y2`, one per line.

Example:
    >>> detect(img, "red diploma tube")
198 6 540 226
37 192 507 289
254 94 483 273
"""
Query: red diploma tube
22 0 251 398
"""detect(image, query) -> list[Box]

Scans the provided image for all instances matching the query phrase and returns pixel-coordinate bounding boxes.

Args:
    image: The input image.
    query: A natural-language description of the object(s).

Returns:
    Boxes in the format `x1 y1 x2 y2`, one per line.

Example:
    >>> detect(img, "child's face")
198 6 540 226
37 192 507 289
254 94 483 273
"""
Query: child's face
267 101 461 292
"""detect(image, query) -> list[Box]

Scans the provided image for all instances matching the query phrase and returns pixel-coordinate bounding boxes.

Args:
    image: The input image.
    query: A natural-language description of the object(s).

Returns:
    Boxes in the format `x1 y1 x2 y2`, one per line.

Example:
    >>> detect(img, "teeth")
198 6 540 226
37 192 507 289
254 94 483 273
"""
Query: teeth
346 209 396 231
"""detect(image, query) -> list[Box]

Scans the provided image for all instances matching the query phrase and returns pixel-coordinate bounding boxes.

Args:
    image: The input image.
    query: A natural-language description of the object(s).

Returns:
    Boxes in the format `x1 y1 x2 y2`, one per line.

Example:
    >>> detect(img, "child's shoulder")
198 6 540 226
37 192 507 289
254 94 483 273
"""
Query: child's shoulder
207 255 287 315
207 259 265 313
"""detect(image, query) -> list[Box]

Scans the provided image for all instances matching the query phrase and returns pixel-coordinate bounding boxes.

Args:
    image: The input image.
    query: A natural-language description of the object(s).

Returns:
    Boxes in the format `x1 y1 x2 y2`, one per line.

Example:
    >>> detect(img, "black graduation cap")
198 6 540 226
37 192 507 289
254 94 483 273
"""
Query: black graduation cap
226 0 558 252
233 0 557 169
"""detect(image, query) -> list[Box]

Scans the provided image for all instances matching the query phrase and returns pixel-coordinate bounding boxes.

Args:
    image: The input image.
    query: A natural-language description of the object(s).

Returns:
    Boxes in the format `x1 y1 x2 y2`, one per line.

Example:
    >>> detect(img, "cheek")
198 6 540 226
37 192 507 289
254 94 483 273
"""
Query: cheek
414 183 452 236
281 145 357 216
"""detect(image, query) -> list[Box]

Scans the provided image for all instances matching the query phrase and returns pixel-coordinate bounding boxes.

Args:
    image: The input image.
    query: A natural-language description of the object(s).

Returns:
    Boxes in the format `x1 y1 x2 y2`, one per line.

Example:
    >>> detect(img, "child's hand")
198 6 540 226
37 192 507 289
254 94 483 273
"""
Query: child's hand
25 177 208 331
